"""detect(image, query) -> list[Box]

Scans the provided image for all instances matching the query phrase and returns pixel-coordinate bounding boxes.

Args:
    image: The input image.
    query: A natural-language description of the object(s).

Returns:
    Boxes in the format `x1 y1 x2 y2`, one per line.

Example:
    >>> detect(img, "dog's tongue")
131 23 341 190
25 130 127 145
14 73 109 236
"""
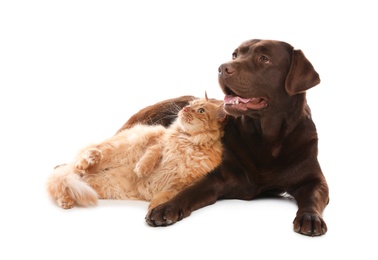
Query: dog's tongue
224 95 267 110
224 95 251 104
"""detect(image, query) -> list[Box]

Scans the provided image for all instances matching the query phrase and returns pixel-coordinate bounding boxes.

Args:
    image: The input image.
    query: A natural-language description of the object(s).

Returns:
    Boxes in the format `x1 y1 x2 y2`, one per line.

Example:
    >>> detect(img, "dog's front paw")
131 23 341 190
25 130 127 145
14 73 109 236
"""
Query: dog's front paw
293 212 327 236
75 148 102 172
145 202 188 227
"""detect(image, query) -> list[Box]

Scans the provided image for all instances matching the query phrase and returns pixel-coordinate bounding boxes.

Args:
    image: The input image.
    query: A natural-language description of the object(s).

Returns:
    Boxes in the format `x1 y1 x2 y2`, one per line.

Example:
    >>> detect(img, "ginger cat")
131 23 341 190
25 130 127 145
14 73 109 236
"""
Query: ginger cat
46 96 226 210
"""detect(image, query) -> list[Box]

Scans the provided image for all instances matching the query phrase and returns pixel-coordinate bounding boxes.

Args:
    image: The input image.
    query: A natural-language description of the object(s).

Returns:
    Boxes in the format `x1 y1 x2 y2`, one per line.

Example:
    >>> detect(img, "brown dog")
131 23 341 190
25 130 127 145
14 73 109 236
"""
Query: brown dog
119 39 329 236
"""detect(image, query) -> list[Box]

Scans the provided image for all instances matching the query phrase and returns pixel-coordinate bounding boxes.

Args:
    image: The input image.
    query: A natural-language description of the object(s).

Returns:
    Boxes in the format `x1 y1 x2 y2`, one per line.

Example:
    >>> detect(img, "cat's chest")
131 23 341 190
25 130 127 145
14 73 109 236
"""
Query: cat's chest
163 139 211 159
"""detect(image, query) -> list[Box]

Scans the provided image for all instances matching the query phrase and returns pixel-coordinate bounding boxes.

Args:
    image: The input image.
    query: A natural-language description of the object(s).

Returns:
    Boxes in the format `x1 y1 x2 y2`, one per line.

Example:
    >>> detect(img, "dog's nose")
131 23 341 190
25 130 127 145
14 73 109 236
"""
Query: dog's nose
218 64 235 77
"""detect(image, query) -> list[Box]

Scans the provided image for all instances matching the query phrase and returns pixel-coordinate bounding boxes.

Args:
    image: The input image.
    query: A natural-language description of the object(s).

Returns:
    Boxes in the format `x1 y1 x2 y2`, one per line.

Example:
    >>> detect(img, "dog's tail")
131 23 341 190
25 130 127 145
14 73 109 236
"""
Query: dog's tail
46 164 98 208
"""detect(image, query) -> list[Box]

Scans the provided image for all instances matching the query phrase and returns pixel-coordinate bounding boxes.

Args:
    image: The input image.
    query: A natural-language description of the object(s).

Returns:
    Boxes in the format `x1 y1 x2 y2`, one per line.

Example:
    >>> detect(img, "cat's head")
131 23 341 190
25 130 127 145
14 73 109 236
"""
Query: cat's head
177 96 227 136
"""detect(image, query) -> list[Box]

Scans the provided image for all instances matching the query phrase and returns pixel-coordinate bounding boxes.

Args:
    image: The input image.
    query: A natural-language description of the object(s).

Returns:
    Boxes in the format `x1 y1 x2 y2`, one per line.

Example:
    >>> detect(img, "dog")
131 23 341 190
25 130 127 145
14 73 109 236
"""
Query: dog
119 39 329 236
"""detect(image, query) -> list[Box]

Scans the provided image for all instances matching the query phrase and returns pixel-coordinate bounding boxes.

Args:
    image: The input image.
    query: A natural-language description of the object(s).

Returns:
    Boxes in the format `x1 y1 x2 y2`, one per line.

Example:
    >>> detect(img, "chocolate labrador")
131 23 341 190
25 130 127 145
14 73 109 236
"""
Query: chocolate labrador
119 39 329 236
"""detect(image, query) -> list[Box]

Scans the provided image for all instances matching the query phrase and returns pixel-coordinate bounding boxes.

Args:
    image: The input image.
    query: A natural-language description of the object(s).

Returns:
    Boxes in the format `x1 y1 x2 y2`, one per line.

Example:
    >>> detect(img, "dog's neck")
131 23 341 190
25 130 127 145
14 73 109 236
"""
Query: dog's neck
254 93 309 157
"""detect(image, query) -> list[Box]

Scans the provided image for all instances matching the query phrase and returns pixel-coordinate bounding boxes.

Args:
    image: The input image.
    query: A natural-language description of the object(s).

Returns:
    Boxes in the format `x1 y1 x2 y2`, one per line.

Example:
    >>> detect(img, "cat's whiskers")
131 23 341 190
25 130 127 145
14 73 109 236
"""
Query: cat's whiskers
164 102 183 114
147 114 177 125
143 101 191 125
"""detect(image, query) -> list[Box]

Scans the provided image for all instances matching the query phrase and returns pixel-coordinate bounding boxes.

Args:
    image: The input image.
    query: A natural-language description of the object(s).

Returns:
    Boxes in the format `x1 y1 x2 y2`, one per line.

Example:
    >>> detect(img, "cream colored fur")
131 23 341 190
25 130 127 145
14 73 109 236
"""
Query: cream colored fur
46 98 225 210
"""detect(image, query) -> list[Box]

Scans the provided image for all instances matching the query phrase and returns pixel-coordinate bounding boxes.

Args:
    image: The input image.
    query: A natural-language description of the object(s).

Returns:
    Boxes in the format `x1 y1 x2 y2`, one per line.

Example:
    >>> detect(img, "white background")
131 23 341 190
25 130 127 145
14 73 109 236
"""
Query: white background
1 1 377 259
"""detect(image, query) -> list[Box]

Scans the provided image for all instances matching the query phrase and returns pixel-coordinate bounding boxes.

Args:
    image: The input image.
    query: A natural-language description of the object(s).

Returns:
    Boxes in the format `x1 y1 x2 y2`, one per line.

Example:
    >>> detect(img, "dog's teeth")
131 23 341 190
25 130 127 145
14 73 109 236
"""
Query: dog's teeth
235 99 239 105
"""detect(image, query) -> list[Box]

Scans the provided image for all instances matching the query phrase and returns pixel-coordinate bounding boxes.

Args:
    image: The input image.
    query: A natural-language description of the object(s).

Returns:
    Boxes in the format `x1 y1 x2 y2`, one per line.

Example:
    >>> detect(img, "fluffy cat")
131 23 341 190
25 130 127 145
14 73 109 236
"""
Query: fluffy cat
46 96 226 210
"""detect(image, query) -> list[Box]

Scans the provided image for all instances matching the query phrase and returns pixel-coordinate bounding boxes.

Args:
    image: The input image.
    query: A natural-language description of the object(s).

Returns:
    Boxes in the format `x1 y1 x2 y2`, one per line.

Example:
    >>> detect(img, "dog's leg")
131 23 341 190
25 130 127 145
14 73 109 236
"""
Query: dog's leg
291 178 329 236
145 172 222 226
148 190 177 211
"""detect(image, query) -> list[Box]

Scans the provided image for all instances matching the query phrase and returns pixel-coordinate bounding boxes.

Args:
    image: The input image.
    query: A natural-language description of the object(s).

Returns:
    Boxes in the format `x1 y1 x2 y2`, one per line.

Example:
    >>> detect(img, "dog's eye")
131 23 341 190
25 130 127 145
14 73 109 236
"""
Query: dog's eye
232 52 237 59
197 108 205 113
260 55 269 63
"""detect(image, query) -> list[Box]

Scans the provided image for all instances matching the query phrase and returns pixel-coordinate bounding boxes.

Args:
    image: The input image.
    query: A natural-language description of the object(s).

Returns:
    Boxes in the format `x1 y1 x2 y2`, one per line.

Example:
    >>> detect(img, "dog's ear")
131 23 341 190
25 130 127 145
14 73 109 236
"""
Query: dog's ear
285 49 320 96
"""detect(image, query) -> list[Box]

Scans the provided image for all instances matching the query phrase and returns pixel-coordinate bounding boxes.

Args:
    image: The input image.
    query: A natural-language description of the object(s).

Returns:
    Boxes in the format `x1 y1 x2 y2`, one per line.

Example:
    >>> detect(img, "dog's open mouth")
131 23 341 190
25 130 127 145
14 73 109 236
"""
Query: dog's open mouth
224 95 268 111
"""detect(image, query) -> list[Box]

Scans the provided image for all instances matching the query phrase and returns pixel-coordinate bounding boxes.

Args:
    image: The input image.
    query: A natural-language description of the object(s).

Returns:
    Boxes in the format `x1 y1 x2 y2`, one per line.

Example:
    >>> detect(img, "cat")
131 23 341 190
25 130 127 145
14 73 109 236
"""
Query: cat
46 95 227 210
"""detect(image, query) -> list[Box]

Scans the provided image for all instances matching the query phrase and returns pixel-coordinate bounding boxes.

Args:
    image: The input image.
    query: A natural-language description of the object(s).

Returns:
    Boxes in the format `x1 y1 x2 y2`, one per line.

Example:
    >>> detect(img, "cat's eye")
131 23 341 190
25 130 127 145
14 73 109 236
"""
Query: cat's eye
197 108 205 113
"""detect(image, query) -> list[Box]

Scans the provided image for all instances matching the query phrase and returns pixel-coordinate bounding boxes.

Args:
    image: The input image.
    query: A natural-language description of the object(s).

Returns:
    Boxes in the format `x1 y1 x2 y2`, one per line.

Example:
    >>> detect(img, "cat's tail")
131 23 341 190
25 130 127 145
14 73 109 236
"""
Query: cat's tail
46 164 98 209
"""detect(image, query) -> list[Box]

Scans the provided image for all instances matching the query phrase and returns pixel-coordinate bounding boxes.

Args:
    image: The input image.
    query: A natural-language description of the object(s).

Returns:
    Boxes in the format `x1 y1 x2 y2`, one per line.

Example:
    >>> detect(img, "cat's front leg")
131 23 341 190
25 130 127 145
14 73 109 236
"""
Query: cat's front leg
134 144 162 178
75 148 103 173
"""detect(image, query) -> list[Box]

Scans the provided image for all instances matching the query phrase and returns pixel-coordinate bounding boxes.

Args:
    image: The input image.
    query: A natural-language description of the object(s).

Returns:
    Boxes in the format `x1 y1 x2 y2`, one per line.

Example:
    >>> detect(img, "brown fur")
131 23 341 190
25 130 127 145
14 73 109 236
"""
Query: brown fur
121 39 329 236
46 97 227 210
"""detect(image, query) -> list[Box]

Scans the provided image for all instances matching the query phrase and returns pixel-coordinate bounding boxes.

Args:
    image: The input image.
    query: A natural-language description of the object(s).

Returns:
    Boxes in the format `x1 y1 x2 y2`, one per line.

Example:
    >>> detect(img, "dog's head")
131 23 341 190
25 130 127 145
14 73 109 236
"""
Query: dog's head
218 39 320 117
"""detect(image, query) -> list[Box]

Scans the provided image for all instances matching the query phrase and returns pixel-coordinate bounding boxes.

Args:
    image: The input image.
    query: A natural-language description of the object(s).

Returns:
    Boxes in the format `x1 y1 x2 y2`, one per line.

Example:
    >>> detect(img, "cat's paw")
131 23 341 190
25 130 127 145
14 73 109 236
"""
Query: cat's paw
76 148 103 172
134 162 151 178
57 195 75 209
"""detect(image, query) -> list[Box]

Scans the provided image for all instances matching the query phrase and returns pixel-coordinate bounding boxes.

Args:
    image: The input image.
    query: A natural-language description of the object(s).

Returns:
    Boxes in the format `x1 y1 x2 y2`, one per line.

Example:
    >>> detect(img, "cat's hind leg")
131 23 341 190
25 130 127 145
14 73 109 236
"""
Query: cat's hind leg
46 164 98 208
75 148 103 173
58 193 76 209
